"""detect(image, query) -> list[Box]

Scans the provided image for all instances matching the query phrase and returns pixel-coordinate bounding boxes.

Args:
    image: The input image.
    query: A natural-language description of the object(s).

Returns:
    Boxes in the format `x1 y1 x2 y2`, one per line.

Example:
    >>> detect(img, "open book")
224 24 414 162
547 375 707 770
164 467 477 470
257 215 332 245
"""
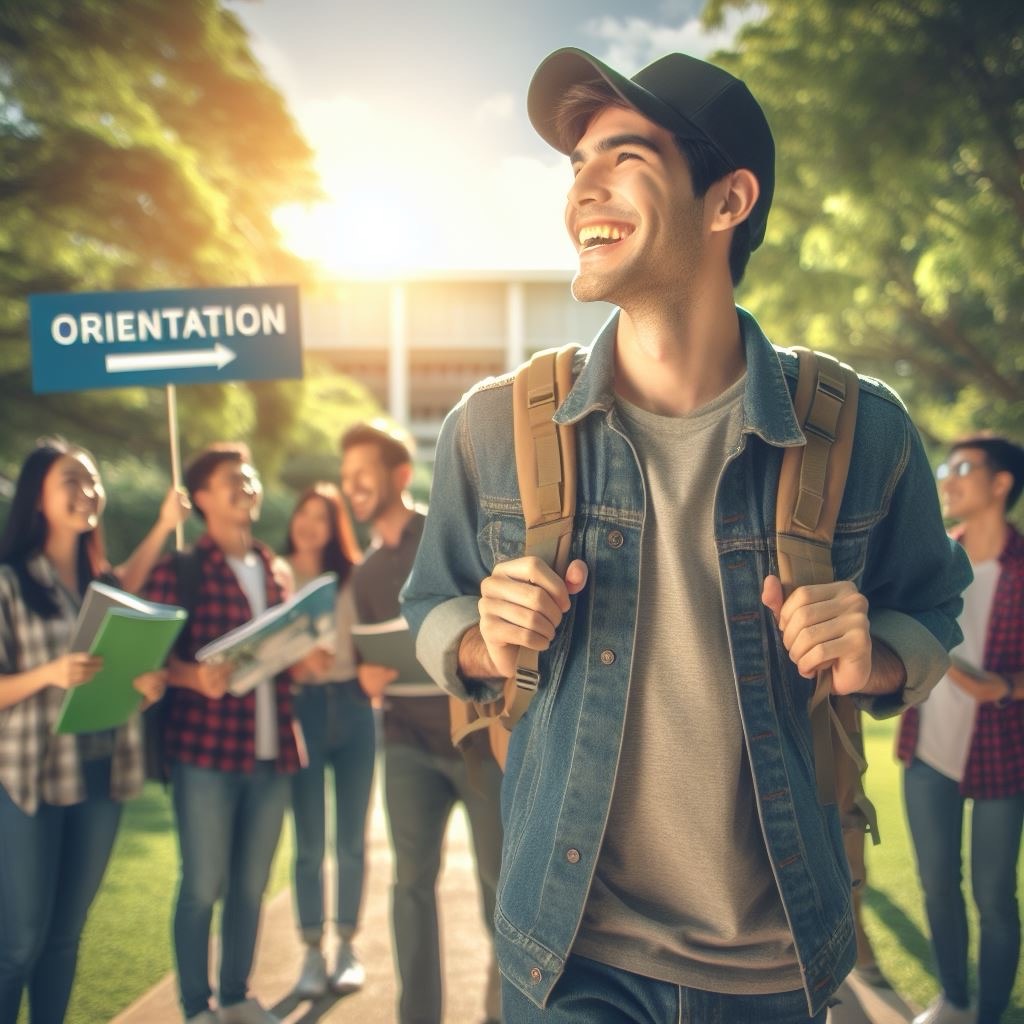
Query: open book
55 581 187 734
351 616 437 695
195 572 337 697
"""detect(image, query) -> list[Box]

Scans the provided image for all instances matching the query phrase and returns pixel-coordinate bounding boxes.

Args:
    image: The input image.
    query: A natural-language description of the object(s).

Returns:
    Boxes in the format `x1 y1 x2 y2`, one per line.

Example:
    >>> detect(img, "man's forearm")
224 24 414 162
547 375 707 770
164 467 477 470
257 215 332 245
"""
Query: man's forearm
857 637 907 697
457 624 504 684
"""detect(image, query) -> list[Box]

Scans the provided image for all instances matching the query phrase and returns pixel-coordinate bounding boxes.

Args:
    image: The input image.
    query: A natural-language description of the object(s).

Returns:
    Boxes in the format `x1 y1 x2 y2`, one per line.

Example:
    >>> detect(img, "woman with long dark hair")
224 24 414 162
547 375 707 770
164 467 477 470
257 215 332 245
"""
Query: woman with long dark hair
0 436 187 1024
282 483 375 1000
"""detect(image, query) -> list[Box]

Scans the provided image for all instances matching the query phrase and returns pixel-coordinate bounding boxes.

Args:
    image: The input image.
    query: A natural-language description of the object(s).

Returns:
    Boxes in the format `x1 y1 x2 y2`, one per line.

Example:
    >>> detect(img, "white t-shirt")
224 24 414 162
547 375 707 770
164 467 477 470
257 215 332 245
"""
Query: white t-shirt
226 554 279 761
917 558 999 781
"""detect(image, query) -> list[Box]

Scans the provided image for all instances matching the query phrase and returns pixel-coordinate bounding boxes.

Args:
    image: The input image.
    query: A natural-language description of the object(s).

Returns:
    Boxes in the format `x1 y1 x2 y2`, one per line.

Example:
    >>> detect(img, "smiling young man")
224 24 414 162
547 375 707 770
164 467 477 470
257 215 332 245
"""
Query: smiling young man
897 435 1024 1024
401 49 971 1023
340 421 503 1024
144 443 303 1024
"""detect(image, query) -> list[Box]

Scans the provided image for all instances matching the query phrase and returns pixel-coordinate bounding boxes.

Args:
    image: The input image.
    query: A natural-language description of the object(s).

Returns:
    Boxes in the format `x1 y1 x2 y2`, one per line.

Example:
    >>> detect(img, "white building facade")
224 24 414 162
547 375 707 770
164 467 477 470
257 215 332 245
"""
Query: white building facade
302 271 614 455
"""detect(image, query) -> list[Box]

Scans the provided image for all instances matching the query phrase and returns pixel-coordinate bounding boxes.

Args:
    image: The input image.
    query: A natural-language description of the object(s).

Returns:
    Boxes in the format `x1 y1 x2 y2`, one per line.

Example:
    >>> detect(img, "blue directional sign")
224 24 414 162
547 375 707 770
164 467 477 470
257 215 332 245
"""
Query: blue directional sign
29 284 302 394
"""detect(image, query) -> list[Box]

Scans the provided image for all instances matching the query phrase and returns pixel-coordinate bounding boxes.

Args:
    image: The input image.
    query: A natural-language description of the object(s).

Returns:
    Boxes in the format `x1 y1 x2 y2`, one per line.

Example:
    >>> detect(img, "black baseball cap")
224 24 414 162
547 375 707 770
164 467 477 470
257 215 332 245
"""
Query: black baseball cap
527 47 775 250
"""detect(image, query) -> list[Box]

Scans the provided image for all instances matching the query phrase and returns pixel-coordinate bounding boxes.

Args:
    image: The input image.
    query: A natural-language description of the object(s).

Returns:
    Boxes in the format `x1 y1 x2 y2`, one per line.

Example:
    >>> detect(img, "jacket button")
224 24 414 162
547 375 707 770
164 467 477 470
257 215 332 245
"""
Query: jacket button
566 848 581 864
600 649 616 665
607 529 624 548
530 967 542 983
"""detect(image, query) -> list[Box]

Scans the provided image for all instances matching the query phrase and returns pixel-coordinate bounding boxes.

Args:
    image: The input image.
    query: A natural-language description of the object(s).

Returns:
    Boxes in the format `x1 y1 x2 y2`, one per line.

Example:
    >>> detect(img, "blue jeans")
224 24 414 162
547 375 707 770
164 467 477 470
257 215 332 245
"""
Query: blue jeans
904 758 1024 1024
0 759 122 1024
384 740 503 1024
501 954 825 1023
171 760 290 1018
291 682 376 942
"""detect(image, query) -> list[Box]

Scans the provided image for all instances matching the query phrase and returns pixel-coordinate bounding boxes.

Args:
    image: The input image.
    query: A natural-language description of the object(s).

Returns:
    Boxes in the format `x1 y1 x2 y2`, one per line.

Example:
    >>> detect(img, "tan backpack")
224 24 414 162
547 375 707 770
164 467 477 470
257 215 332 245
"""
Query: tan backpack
450 343 879 844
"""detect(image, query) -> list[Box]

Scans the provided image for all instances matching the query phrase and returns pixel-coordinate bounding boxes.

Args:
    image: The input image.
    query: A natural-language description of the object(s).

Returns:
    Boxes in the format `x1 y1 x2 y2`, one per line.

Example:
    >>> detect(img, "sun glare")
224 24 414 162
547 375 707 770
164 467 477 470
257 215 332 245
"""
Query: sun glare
275 95 575 277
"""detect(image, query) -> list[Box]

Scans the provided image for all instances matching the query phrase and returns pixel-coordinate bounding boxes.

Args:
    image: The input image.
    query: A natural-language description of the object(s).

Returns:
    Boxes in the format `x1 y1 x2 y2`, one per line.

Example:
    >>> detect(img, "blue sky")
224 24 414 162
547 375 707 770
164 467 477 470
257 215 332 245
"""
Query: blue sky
228 0 754 274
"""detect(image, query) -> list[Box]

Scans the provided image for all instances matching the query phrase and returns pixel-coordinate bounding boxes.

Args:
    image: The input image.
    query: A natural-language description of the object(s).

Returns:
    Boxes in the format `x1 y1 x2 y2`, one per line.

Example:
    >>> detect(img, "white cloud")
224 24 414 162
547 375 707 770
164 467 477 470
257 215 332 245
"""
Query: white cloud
474 92 517 123
584 7 762 73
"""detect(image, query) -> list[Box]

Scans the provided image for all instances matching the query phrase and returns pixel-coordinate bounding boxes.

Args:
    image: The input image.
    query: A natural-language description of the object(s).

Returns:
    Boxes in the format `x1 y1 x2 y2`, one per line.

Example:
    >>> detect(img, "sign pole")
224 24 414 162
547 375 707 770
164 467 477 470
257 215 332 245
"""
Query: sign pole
166 383 184 551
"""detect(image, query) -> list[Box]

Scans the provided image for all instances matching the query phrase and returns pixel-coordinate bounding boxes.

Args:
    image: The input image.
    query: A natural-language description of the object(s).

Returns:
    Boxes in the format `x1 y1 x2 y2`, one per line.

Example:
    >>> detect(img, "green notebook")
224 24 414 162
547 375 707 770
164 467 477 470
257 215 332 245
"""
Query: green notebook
55 605 187 735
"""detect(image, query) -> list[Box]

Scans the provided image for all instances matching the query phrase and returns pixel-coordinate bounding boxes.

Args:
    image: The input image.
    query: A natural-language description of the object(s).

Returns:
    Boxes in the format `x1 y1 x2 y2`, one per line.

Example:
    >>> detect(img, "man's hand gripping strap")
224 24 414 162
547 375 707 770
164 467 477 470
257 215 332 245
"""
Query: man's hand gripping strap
502 345 578 728
776 348 879 845
450 345 578 758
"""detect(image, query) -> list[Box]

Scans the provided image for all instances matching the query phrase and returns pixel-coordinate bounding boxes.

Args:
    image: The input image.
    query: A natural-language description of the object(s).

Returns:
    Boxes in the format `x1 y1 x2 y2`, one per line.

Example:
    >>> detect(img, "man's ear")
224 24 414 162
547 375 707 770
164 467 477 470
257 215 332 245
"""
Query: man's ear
394 463 413 491
708 169 759 235
992 468 1013 506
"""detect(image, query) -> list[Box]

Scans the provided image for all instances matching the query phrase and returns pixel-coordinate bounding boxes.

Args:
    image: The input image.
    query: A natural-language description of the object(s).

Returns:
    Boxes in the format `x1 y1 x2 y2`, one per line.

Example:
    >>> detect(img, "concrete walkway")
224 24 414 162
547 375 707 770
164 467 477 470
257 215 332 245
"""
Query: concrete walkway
111 777 494 1024
111 776 919 1024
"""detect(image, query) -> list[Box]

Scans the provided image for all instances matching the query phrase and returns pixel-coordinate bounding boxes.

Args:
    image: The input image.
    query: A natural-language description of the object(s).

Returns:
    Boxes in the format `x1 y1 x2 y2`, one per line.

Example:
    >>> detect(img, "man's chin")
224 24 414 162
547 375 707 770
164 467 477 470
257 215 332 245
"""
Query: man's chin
570 271 609 304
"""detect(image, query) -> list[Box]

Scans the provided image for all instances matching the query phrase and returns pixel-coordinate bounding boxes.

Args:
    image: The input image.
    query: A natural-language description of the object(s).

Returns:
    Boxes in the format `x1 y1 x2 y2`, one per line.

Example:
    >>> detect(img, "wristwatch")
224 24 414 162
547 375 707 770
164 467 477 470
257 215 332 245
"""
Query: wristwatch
995 675 1015 709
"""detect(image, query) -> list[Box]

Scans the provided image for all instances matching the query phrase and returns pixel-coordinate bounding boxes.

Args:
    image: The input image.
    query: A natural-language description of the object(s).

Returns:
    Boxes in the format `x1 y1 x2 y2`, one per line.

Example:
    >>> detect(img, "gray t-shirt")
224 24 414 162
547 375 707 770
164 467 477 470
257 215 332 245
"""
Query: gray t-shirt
573 374 801 993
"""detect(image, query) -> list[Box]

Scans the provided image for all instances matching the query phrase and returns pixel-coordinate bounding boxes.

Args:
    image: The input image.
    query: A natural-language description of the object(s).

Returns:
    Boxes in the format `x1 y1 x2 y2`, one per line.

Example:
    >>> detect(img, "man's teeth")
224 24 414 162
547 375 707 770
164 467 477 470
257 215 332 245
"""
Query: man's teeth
579 225 629 248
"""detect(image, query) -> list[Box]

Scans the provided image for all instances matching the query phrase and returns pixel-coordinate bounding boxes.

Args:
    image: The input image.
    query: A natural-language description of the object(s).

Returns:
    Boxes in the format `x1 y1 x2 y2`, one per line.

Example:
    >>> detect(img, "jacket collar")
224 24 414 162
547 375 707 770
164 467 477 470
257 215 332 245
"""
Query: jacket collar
554 306 804 448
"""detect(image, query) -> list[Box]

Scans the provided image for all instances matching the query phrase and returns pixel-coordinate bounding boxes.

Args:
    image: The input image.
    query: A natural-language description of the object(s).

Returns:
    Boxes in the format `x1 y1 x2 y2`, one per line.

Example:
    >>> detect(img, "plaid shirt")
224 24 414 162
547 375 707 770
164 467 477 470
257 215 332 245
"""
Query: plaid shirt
898 524 1024 798
0 557 143 814
143 534 301 774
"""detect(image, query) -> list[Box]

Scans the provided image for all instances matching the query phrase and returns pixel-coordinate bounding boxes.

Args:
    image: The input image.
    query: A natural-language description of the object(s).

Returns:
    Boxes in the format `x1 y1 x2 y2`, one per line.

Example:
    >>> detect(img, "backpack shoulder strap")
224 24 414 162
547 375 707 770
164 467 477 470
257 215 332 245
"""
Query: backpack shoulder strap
508 344 579 704
776 347 879 844
170 548 202 659
450 343 580 759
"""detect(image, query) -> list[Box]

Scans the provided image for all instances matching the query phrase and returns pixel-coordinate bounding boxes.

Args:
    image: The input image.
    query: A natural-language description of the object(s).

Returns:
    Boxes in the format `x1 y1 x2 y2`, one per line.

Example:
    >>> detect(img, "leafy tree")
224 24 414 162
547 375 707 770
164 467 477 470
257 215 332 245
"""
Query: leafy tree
0 0 320 477
706 0 1023 446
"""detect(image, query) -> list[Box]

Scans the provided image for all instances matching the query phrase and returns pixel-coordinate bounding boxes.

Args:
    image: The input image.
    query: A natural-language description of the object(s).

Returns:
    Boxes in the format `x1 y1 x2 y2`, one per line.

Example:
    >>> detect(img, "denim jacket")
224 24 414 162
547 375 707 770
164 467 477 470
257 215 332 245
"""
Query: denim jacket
402 307 970 1015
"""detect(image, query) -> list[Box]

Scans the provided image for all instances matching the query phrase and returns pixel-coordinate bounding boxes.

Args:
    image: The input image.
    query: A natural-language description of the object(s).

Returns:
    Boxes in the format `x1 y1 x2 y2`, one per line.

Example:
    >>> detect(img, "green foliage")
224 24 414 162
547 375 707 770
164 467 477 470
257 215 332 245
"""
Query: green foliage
704 0 1023 448
0 0 320 469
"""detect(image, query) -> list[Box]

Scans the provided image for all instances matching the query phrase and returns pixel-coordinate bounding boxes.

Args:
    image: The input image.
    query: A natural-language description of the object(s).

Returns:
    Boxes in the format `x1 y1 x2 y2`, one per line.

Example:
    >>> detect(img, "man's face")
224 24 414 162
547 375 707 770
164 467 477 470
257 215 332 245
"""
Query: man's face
195 460 262 528
341 443 402 524
937 447 1002 522
564 105 706 307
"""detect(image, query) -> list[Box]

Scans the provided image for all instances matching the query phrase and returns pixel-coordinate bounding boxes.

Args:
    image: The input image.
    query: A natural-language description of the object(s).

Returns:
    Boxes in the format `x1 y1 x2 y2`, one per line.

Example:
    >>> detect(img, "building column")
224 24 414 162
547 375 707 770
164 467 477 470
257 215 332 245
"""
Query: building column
388 282 409 425
506 282 525 372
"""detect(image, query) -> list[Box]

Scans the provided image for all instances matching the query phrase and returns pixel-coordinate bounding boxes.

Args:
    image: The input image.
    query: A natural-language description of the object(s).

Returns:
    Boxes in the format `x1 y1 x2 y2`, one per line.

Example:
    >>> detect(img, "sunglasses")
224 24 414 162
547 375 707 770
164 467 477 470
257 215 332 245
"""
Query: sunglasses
935 460 985 481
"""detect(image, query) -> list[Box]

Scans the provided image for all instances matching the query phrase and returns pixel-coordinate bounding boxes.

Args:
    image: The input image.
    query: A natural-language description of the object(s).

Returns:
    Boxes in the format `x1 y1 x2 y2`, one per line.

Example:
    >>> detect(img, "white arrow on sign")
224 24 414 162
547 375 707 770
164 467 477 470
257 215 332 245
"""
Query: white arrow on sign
105 343 237 374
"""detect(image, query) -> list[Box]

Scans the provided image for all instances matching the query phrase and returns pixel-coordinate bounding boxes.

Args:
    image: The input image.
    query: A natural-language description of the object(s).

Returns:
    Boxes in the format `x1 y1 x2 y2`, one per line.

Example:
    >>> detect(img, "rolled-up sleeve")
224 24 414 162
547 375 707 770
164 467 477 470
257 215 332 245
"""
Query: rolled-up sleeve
857 416 972 717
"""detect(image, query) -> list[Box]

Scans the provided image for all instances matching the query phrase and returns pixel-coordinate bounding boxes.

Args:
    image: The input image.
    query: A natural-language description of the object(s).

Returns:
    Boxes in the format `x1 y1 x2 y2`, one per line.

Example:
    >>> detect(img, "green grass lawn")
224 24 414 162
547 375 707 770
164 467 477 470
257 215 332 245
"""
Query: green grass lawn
18 724 1024 1022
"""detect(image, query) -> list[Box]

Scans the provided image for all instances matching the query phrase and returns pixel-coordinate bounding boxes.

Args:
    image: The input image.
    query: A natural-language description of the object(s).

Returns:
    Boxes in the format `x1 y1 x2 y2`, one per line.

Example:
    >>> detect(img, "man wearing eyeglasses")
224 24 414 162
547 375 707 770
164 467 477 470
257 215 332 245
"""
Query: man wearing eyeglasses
898 435 1024 1024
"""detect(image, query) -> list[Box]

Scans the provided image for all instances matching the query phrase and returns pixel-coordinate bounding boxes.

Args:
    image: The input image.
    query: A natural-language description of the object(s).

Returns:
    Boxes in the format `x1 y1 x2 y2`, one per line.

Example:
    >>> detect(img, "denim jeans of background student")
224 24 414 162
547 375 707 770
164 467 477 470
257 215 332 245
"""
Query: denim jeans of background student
385 740 503 1024
903 757 1024 1024
171 761 290 1019
0 758 121 1024
501 954 826 1024
291 681 376 941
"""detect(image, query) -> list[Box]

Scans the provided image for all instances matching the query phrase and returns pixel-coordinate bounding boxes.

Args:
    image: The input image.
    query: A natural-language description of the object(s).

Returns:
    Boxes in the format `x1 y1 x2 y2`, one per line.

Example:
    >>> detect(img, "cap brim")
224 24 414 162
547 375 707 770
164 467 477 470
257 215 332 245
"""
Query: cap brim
527 47 711 155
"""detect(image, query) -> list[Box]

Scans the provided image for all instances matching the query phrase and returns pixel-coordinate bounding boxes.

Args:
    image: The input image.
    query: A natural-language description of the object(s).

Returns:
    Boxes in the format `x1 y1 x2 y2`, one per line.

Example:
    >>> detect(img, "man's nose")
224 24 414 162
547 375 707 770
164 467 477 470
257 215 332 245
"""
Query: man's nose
567 161 610 208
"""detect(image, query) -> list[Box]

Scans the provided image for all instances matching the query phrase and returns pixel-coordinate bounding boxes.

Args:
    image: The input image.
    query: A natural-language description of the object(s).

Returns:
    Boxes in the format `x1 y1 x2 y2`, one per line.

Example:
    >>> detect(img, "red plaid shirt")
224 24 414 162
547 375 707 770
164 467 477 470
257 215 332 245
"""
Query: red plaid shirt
897 524 1024 798
143 534 301 774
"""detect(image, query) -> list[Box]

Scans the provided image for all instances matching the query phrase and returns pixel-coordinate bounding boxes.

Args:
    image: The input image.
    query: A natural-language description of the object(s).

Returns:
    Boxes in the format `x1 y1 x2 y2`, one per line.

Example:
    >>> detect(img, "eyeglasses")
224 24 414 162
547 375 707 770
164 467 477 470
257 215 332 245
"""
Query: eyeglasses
936 460 985 481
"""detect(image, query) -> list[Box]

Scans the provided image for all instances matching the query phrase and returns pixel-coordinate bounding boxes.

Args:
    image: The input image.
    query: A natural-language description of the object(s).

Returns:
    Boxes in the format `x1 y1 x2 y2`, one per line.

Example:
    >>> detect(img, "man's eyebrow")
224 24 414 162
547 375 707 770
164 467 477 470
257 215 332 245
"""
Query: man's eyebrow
569 133 664 165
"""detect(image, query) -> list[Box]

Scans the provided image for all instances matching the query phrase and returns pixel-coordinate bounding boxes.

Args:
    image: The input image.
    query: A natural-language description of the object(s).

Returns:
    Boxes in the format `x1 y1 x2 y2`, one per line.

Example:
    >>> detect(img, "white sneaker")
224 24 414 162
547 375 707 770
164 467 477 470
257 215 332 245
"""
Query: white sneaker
218 998 280 1024
293 946 328 999
331 942 366 994
912 996 975 1024
185 1012 219 1024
